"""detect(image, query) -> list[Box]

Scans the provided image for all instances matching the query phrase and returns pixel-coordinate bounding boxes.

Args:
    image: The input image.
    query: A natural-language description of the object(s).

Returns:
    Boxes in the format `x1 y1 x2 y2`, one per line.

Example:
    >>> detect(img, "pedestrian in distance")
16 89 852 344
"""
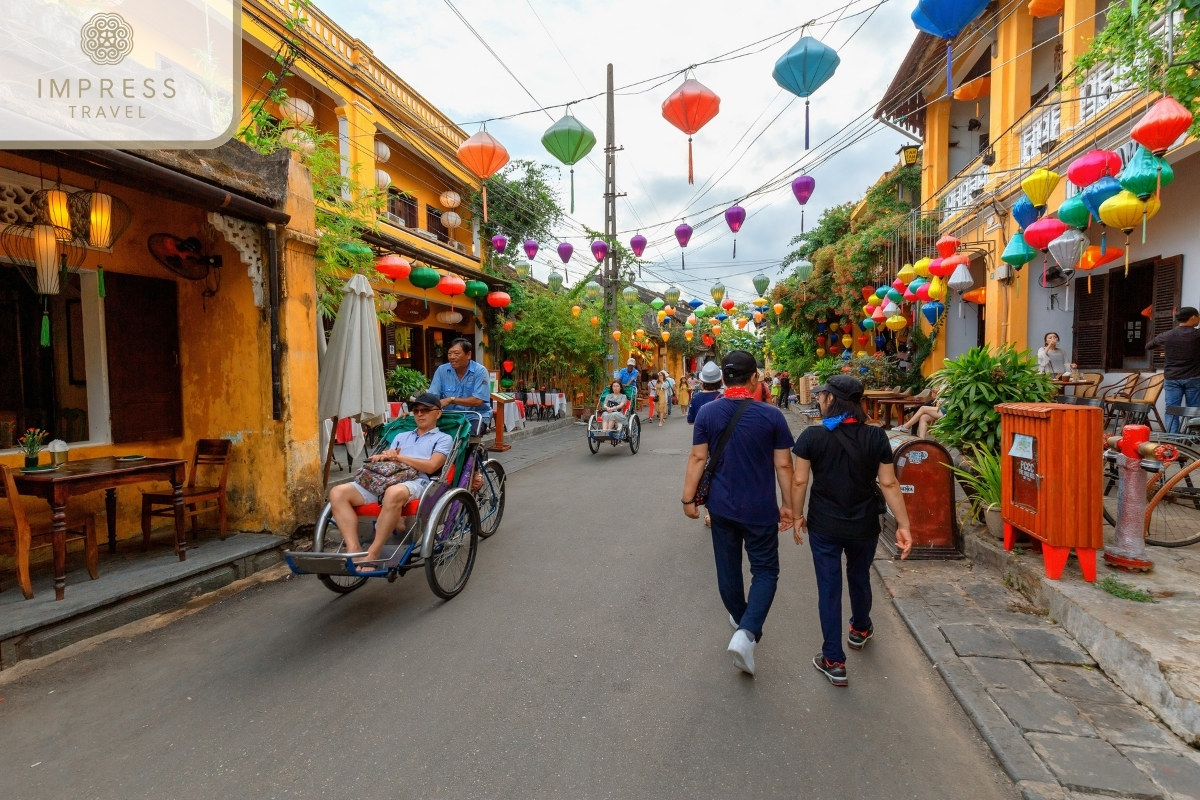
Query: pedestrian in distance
1146 307 1200 433
790 375 912 687
682 350 795 676
656 371 670 426
687 361 723 425
778 372 791 409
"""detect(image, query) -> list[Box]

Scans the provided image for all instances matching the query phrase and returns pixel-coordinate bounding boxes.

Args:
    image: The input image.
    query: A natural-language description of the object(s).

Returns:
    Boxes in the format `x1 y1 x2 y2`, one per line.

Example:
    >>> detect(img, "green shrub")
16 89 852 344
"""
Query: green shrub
811 357 843 385
930 345 1054 451
948 444 1002 520
385 366 429 400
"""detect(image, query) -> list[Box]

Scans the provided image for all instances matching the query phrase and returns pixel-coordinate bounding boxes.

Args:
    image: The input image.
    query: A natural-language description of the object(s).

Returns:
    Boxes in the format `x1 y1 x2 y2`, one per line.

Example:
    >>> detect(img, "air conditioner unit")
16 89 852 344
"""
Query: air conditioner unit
451 241 467 254
414 229 438 241
380 211 406 228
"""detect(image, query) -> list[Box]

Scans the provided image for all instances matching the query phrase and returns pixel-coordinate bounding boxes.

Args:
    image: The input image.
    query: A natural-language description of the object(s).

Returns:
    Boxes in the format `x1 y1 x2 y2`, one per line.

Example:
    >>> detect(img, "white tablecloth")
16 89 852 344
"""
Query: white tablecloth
551 393 568 416
493 400 526 433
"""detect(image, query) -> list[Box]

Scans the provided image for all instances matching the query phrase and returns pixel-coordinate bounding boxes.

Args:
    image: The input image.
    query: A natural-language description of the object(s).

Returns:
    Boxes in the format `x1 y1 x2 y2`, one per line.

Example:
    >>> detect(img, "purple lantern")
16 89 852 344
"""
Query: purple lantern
675 222 693 270
491 234 508 253
724 205 746 258
630 234 647 257
591 240 608 263
792 175 816 233
557 242 573 263
523 239 539 260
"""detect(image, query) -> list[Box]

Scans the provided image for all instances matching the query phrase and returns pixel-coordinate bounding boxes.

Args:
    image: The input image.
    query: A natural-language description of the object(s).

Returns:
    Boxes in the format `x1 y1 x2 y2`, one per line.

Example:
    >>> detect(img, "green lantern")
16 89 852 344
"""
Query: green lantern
710 282 726 304
540 111 597 213
408 265 440 306
650 297 665 310
1056 195 1090 230
1120 145 1174 201
795 260 814 283
548 270 565 293
1001 232 1036 268
464 280 489 300
500 378 514 389
622 285 639 303
583 279 601 301
515 262 530 280
752 274 770 295
663 286 681 306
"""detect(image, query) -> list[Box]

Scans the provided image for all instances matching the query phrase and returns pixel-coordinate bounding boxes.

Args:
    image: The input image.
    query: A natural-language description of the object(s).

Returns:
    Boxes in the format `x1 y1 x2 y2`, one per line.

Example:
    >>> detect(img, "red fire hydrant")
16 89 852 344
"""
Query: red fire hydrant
1104 424 1177 572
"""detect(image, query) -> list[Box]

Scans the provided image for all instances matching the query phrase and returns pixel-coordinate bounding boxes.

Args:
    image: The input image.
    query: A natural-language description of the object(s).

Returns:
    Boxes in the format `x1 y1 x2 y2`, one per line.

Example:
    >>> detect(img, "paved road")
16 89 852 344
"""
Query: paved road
0 414 1016 799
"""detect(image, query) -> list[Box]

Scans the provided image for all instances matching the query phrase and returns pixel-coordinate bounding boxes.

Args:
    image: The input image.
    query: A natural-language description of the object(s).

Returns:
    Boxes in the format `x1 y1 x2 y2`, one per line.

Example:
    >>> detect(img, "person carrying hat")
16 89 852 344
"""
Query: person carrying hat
682 350 795 677
790 375 912 687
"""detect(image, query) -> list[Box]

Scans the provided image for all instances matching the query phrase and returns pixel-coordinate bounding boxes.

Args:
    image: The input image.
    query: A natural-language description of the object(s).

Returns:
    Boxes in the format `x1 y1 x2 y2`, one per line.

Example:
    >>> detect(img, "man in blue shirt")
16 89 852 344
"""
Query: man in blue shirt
616 358 640 402
682 350 795 677
428 338 492 433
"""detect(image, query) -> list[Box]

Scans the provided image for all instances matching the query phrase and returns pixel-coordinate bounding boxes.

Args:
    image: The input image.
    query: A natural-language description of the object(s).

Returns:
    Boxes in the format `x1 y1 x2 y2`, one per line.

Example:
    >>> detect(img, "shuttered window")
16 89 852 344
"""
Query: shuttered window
1149 255 1182 370
1072 271 1108 370
426 206 448 243
1071 255 1183 371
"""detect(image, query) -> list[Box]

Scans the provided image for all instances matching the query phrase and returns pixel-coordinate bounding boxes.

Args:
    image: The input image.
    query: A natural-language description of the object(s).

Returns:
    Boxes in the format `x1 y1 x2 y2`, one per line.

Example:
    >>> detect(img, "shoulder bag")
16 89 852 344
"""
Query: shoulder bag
829 425 888 516
694 399 753 507
355 460 420 497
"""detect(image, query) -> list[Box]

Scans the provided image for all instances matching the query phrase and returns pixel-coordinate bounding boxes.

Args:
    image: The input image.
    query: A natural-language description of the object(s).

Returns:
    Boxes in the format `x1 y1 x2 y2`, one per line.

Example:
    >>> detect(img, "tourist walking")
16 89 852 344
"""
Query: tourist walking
678 373 691 412
656 371 670 426
688 361 723 424
790 375 912 687
1146 307 1200 433
778 372 791 409
682 351 795 676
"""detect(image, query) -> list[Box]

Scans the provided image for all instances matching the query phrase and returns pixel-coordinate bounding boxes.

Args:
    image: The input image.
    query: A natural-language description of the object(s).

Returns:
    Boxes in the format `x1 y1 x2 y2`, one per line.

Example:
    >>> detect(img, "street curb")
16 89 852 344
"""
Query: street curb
482 415 576 448
892 598 957 665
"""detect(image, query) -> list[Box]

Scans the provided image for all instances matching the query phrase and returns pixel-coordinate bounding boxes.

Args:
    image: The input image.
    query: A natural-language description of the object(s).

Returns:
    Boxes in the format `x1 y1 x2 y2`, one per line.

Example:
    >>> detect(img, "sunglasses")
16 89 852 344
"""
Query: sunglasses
412 406 438 414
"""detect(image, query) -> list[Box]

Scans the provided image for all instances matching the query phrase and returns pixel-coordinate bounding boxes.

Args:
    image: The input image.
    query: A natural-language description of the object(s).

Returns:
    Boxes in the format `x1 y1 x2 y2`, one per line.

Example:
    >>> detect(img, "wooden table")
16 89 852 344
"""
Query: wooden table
13 457 187 600
1050 378 1095 396
862 391 904 425
876 397 928 429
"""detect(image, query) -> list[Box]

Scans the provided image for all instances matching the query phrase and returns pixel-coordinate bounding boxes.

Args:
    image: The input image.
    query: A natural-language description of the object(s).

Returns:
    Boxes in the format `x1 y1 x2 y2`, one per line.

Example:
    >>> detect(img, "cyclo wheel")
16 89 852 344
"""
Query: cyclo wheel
587 426 601 454
475 459 506 539
628 415 641 454
1102 443 1200 529
313 507 369 595
1144 456 1200 547
425 489 480 599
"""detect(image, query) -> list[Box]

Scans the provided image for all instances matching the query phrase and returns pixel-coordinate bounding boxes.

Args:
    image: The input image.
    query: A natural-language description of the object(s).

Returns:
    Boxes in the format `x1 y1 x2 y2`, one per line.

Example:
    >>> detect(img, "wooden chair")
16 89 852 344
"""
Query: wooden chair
1100 373 1141 401
0 465 97 600
141 439 233 550
1077 372 1104 398
1129 372 1166 430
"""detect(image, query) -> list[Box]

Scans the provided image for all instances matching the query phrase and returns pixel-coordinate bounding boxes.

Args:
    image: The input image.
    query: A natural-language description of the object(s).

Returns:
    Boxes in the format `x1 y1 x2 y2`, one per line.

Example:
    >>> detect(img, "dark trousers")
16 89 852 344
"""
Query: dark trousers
710 513 780 642
809 531 878 664
777 391 789 409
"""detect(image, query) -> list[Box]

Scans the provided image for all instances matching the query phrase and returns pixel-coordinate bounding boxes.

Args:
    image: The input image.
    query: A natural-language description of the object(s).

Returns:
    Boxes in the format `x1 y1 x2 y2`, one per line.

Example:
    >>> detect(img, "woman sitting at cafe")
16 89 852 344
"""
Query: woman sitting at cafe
896 389 943 440
1037 332 1076 377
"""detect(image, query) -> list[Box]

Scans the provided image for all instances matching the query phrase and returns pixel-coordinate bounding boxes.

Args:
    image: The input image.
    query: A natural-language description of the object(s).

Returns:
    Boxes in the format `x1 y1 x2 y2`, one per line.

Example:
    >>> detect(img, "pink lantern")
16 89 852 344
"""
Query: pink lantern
630 234 647 257
892 278 906 292
725 205 746 258
591 240 608 262
675 222 693 270
523 240 539 260
557 242 573 263
1024 217 1069 251
792 175 816 232
916 283 932 301
491 234 507 253
1067 149 1122 189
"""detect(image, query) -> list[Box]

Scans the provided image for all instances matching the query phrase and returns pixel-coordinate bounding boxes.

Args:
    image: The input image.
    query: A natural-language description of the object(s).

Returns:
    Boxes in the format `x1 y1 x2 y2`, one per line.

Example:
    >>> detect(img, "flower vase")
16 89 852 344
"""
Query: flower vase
24 454 39 469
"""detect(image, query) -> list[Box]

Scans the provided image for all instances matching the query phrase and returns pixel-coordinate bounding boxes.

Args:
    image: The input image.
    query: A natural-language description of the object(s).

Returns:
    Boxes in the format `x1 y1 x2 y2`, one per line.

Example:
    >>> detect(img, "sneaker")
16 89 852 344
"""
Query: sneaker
813 655 848 687
727 630 756 676
848 626 873 651
729 613 738 630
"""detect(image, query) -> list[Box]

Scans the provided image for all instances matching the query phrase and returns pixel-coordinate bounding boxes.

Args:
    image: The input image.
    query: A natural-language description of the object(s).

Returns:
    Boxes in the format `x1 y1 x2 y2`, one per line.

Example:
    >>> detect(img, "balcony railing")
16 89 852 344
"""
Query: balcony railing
940 163 990 222
1019 105 1061 165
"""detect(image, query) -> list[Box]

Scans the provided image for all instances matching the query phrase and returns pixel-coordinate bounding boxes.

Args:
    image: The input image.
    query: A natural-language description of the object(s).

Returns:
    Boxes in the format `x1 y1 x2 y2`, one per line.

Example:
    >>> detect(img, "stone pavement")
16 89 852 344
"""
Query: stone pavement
877 557 1200 800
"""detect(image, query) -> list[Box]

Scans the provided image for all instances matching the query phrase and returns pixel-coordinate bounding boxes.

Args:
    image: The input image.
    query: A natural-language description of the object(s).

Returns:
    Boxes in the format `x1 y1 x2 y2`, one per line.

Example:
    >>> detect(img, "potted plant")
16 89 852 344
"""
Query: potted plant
384 366 429 402
18 427 48 469
949 445 1003 538
930 345 1055 451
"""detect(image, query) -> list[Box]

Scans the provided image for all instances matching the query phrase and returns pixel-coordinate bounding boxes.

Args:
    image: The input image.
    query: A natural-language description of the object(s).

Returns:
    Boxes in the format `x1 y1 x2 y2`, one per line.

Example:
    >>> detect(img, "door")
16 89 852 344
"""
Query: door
104 273 183 443
1072 271 1108 370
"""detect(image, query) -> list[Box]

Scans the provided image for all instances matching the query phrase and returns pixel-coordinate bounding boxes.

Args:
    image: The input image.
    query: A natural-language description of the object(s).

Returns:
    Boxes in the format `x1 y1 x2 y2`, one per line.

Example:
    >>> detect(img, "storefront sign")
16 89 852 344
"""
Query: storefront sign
1 0 240 148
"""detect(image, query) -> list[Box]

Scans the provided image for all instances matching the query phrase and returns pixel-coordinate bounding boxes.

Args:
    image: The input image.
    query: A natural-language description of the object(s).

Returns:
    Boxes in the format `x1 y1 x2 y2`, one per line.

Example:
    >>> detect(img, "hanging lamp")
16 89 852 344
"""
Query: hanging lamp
540 110 596 213
772 35 841 149
661 77 721 184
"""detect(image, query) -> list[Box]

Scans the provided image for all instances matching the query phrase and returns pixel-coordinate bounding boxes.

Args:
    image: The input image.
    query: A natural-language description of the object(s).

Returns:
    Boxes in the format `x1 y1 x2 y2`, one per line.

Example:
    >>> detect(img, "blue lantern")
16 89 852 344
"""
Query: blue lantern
875 335 887 349
771 36 840 150
841 349 852 361
1081 176 1122 253
716 313 729 322
688 298 703 310
817 322 828 332
859 366 869 375
921 301 946 325
913 0 990 97
1012 196 1041 231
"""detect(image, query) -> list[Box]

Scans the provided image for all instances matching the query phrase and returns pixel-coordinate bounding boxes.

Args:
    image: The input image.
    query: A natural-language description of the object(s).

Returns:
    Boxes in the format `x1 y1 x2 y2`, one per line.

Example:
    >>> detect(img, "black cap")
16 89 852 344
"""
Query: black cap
411 392 443 410
813 374 864 402
720 350 757 383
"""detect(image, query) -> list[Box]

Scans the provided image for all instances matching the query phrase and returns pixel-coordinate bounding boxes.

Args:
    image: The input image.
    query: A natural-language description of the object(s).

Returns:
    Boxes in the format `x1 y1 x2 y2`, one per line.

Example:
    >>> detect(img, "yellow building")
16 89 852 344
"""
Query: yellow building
878 0 1193 387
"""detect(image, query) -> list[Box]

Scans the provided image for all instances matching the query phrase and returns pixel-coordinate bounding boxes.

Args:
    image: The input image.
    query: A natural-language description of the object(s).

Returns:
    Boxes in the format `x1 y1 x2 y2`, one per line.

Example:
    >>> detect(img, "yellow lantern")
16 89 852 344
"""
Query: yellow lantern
856 350 867 357
816 347 826 357
661 331 670 342
590 315 599 327
885 314 908 331
753 297 767 307
773 302 783 315
1099 190 1161 274
711 324 722 336
841 334 852 348
572 305 581 317
635 328 645 340
656 310 667 323
612 330 622 341
40 188 72 240
868 293 882 306
1021 167 1061 209
913 257 932 278
927 276 945 301
897 263 916 283
32 223 60 294
684 329 694 341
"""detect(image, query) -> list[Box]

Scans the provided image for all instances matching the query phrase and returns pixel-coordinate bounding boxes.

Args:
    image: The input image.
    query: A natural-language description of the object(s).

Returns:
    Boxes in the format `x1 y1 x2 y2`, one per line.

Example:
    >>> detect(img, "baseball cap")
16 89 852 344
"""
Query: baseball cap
698 361 723 383
411 392 443 410
627 358 636 365
812 374 864 402
720 350 758 383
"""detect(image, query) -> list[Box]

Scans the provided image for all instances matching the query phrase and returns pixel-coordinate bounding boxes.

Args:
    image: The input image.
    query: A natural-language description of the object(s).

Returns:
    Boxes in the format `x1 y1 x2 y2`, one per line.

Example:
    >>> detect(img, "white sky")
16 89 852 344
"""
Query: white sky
316 0 921 302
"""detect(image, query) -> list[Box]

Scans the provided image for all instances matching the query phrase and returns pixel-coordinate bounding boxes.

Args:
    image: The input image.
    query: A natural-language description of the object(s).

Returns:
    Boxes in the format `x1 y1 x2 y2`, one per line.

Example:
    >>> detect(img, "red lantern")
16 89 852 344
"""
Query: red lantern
661 78 721 184
857 335 868 347
437 274 466 299
829 344 841 354
375 254 411 281
1067 149 1122 188
486 291 511 309
1131 96 1194 155
720 298 736 311
936 253 970 276
502 319 514 332
935 235 960 258
916 283 932 301
816 335 826 346
1024 217 1069 251
861 286 874 301
502 360 514 373
701 333 715 347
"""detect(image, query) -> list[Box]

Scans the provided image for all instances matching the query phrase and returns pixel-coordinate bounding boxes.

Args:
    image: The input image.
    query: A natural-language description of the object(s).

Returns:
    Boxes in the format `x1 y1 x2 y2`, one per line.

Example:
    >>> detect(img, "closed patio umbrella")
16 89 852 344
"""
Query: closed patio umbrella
318 274 387 483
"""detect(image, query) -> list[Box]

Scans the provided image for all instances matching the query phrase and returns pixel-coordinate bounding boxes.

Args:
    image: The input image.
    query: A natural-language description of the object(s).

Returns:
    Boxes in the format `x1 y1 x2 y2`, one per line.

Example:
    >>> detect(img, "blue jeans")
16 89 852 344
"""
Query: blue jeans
710 514 780 642
809 531 878 664
1164 377 1200 433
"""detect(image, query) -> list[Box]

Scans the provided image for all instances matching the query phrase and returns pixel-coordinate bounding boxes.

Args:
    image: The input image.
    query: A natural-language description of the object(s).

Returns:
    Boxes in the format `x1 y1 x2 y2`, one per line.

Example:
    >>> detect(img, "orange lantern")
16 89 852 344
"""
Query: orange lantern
1076 245 1124 292
590 315 600 327
684 329 694 341
961 287 986 304
571 305 581 317
773 302 784 315
502 319 514 332
612 330 622 341
661 77 721 184
952 75 991 102
1027 0 1064 18
661 331 671 342
711 324 722 336
457 129 510 221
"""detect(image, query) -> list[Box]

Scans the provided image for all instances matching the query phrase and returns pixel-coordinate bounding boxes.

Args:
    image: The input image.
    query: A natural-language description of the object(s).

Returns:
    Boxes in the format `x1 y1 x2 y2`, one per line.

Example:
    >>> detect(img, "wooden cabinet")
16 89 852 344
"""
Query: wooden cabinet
880 432 959 559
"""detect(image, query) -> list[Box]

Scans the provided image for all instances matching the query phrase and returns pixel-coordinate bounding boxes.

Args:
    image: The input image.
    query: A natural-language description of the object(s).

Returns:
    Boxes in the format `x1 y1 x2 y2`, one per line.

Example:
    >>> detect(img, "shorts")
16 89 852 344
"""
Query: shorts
351 478 428 506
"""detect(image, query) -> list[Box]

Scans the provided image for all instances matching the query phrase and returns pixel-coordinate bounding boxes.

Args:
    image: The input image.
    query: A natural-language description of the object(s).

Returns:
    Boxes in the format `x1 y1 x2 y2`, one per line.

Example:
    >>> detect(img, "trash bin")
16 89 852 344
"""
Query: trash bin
997 402 1103 581
879 431 960 559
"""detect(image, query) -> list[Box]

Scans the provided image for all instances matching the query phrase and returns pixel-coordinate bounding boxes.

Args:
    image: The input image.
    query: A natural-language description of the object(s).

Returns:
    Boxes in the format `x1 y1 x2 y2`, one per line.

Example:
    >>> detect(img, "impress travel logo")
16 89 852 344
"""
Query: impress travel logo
1 0 241 149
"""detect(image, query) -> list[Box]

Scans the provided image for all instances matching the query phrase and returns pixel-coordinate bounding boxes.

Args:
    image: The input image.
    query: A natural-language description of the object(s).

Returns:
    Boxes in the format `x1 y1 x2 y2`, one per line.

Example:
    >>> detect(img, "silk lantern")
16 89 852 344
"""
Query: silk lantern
772 36 841 150
720 298 736 312
885 314 907 331
1130 96 1193 154
914 0 990 98
515 262 530 280
1056 194 1090 229
590 315 600 327
1024 217 1069 251
548 270 564 294
486 291 511 308
1012 195 1042 231
675 222 693 269
725 206 746 258
502 360 514 373
962 287 986 304
792 175 816 232
457 129 509 221
523 240 539 260
1002 232 1036 269
436 274 466 309
921 301 946 325
1081 176 1122 251
591 240 608 263
557 242 574 263
541 111 596 212
1021 167 1060 210
947 262 974 293
465 280 489 303
861 285 875 301
584 280 602 302
915 257 934 278
935 234 960 258
630 234 647 258
684 329 694 341
688 298 703 310
661 77 721 184
572 305 582 317
408 265 440 304
897 263 916 284
491 234 507 253
502 319 514 332
773 302 784 315
375 254 411 282
861 319 874 331
710 282 726 304
882 300 900 318
1047 228 1087 283
1028 0 1064 16
661 331 671 342
1099 190 1161 273
622 285 639 304
1120 145 1174 201
612 330 622 342
1077 244 1123 292
1068 149 1122 189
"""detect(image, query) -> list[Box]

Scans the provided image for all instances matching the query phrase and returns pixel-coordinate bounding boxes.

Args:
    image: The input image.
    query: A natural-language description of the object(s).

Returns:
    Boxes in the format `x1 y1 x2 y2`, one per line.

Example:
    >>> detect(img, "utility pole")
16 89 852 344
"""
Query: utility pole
603 62 621 376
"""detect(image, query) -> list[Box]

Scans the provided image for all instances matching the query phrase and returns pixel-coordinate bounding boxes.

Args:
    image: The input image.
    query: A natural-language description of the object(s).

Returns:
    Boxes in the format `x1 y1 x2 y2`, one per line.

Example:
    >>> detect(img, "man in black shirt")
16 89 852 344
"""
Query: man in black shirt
791 375 911 687
1147 307 1200 433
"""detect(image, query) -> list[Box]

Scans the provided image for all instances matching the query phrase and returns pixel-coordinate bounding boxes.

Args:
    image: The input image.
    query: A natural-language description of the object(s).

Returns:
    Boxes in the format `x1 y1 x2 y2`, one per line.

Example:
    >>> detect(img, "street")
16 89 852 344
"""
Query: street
0 416 1015 799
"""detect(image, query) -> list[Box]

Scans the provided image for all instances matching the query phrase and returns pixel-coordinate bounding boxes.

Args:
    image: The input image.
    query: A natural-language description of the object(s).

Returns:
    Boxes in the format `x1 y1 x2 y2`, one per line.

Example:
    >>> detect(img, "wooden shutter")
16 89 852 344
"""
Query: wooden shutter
1149 255 1183 370
1072 271 1108 370
104 273 183 443
401 195 418 227
382 323 397 372
426 206 448 243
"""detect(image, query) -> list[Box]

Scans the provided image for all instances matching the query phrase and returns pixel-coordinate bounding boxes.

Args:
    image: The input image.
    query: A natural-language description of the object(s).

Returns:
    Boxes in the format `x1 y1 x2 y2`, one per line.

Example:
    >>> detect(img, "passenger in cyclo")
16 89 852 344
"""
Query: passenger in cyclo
327 392 453 562
597 380 631 438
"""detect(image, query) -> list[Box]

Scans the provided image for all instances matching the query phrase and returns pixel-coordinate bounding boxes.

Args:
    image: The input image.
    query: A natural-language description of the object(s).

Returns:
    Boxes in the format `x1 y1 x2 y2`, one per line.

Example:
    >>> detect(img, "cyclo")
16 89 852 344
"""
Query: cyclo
284 411 506 598
586 383 641 455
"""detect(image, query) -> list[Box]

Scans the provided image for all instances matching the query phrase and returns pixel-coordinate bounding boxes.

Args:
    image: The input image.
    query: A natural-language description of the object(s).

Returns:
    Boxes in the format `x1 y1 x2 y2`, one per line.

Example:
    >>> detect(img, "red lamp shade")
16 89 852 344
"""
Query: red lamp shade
935 235 960 258
1023 217 1069 251
437 274 466 297
861 286 874 301
701 333 714 347
376 254 411 281
486 291 511 309
1066 149 1122 188
502 360 514 373
721 298 735 311
661 78 721 184
1131 96 1194 155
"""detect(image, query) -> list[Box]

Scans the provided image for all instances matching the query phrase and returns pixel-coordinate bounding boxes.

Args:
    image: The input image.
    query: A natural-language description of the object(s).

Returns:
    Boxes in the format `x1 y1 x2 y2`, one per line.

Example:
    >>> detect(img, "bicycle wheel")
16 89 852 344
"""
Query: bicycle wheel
313 508 368 595
1144 456 1200 547
1103 443 1200 529
588 432 601 453
425 489 479 599
628 415 641 454
475 459 506 539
